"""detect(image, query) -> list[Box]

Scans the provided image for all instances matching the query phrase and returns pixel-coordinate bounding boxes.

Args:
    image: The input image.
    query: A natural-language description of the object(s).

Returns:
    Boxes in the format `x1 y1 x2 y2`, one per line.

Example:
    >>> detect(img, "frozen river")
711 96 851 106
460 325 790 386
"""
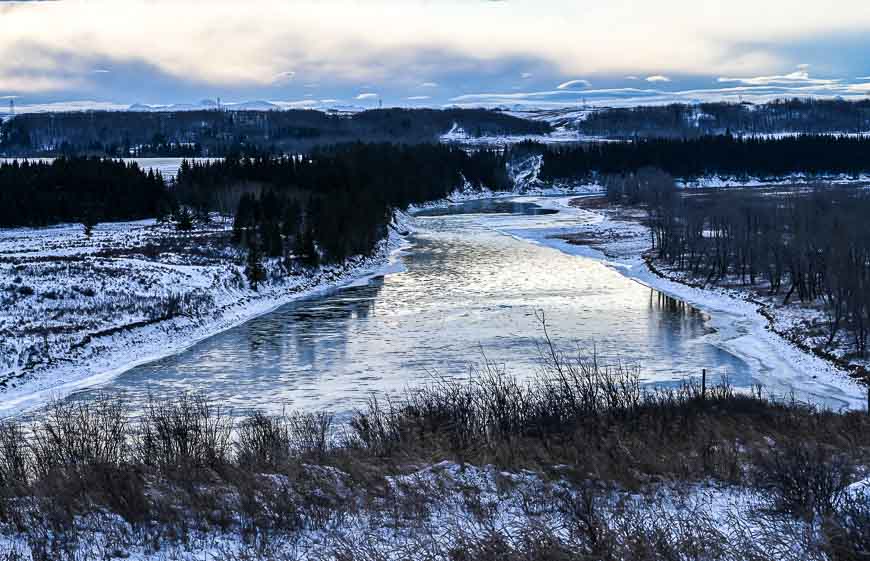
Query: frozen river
60 196 765 417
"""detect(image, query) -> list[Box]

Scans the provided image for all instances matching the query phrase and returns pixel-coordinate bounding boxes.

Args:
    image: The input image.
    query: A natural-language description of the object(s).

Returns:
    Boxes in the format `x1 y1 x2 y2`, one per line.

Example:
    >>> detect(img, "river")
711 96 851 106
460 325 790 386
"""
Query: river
59 196 762 418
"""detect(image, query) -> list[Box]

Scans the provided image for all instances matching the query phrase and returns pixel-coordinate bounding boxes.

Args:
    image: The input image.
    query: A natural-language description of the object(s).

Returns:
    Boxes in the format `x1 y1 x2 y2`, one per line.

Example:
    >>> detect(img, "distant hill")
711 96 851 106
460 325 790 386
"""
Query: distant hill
0 108 551 157
562 98 870 139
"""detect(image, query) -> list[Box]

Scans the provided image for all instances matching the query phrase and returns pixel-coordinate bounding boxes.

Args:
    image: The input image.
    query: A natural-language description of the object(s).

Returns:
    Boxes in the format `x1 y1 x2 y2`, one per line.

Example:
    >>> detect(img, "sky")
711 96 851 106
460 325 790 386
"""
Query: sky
1 0 870 113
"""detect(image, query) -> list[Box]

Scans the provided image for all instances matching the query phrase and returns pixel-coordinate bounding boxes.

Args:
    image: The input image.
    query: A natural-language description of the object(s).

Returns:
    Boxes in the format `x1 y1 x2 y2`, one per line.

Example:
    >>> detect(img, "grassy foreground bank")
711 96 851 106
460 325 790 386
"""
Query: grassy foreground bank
0 348 869 560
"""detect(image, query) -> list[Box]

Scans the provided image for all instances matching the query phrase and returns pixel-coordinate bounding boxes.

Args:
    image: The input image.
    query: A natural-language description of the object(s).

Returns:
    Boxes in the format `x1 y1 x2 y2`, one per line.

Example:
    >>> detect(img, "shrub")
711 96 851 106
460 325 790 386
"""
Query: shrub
31 397 129 478
236 412 292 469
754 439 854 519
136 394 233 476
0 421 29 489
824 492 870 560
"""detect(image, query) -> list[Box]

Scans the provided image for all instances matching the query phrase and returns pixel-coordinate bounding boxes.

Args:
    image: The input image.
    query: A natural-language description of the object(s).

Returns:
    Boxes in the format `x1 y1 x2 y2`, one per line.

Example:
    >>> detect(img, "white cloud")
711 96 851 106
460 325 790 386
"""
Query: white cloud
355 92 379 100
521 72 534 79
717 70 838 86
646 75 671 82
419 81 438 88
407 95 431 100
557 79 591 89
625 76 640 80
91 68 111 73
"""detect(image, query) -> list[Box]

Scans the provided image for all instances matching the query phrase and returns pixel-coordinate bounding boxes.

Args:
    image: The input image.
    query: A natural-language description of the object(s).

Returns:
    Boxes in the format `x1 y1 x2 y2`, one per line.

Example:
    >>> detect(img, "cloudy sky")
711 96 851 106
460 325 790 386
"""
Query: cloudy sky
2 0 870 112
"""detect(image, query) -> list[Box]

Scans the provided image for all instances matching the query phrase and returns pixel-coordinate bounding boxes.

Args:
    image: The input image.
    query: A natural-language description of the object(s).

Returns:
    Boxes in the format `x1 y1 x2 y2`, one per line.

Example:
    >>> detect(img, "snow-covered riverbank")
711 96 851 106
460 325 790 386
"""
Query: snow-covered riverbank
0 214 412 417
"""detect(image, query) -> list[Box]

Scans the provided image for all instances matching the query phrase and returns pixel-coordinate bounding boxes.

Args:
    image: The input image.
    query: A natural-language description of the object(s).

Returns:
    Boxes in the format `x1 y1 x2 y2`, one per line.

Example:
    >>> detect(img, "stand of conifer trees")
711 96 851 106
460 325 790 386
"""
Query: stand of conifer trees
539 134 870 181
578 98 870 138
0 157 170 227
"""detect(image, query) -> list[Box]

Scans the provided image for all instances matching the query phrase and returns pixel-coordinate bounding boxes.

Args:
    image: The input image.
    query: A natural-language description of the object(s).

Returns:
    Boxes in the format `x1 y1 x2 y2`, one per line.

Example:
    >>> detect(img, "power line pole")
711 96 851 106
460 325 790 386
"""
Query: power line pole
9 99 14 116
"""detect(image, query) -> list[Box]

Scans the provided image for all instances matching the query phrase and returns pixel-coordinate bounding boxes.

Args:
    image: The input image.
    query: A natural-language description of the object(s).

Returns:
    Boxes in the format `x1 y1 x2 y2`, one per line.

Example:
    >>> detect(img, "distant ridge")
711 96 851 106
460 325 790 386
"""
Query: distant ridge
127 99 282 112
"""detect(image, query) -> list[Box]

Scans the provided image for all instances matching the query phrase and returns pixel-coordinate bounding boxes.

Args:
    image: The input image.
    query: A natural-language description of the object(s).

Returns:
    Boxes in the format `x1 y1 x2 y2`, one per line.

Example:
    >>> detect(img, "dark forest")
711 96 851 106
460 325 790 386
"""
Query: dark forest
0 108 550 156
539 134 870 181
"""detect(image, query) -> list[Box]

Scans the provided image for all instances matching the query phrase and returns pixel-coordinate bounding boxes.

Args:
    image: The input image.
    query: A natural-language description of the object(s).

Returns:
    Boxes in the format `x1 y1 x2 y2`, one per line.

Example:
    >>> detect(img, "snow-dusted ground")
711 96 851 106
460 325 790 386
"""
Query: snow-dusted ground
0 460 836 560
0 214 411 417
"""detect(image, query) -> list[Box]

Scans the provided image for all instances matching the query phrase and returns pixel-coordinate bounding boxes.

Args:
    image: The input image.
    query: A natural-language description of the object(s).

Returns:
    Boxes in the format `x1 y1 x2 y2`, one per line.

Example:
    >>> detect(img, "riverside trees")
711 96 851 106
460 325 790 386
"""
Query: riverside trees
620 178 870 359
540 134 870 182
0 157 169 227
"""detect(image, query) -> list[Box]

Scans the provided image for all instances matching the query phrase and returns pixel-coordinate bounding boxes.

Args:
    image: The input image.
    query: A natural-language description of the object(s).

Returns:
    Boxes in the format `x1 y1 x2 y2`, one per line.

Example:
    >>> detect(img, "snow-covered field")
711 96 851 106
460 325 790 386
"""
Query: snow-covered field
0 215 410 416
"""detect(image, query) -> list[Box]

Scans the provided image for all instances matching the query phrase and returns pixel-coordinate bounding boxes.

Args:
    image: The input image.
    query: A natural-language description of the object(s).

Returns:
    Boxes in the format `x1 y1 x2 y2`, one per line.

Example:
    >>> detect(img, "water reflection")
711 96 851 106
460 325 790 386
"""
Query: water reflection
65 197 755 417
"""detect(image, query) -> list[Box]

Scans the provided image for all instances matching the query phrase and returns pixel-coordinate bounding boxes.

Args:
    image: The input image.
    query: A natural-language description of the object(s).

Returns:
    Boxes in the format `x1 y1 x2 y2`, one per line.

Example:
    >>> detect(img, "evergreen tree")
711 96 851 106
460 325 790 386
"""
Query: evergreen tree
175 207 194 231
245 237 267 291
294 225 319 268
82 216 96 239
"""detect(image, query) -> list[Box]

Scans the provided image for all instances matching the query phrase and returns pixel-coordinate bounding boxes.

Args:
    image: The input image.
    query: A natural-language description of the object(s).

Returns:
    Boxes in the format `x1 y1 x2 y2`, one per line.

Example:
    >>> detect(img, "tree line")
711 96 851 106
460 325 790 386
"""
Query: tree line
579 98 870 138
539 134 870 181
0 108 550 156
609 173 870 358
0 158 170 227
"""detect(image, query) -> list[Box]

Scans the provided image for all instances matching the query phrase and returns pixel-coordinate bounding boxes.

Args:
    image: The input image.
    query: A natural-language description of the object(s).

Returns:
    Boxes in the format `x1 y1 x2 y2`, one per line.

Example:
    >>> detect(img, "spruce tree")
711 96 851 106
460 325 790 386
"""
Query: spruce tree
175 207 194 231
245 237 266 291
82 216 96 239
